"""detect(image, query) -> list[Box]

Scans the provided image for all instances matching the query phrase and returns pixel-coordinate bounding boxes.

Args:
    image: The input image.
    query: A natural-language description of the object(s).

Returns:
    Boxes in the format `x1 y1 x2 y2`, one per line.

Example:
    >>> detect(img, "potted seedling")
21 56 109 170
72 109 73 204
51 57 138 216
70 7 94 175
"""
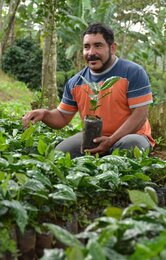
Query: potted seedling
80 76 121 153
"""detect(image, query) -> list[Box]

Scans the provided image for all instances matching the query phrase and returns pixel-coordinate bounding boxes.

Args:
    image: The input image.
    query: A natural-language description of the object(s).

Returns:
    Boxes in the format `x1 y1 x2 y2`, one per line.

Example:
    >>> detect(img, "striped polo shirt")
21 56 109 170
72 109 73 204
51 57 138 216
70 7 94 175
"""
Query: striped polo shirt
58 57 155 146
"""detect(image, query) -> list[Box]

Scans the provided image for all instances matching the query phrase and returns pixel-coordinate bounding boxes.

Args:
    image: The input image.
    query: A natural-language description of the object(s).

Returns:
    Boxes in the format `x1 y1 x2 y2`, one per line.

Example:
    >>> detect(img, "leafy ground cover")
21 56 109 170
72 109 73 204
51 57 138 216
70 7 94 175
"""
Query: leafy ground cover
42 191 166 260
0 116 166 259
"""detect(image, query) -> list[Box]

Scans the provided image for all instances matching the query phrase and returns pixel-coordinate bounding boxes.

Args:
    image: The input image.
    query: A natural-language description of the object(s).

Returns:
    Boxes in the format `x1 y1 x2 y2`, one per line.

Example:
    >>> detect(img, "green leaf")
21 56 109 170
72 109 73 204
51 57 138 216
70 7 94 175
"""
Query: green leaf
17 159 51 171
100 155 127 170
104 249 126 260
23 179 46 191
87 240 106 260
0 158 9 167
49 184 76 202
21 123 35 142
122 220 163 241
93 171 121 188
12 128 18 137
100 76 121 90
15 173 29 185
47 160 65 181
37 138 47 155
128 190 156 208
23 179 49 199
144 186 158 204
133 146 142 159
91 82 100 94
66 172 89 187
130 230 166 260
40 248 65 260
26 171 51 187
134 172 151 181
0 134 8 151
1 174 11 197
81 76 99 94
82 0 91 10
80 75 93 88
66 44 78 59
46 149 56 162
90 99 98 107
104 207 123 220
1 200 28 233
120 175 135 181
43 223 82 247
0 171 5 181
67 245 84 260
122 204 145 218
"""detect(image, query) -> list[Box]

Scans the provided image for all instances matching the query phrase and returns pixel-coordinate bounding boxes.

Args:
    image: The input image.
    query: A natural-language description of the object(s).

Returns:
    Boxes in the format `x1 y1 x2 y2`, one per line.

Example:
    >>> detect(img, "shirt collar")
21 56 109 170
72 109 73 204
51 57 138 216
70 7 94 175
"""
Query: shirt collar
90 56 119 76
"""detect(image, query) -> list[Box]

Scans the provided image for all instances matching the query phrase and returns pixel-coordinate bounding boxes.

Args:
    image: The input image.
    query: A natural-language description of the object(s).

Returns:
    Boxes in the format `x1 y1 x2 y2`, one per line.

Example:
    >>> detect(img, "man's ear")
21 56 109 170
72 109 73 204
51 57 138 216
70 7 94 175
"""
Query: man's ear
111 42 117 54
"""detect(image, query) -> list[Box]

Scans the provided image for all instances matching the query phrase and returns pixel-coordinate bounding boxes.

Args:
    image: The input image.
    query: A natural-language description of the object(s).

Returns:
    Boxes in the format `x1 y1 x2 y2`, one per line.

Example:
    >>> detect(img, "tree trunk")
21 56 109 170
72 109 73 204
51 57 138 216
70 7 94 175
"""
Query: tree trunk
41 1 57 109
8 16 15 45
154 54 157 69
0 0 3 66
162 54 165 73
0 0 20 67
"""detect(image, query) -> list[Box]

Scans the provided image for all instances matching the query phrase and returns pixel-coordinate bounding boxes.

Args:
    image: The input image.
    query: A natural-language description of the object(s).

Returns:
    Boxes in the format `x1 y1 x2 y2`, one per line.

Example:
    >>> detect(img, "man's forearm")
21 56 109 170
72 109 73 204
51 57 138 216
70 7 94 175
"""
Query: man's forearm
42 109 74 129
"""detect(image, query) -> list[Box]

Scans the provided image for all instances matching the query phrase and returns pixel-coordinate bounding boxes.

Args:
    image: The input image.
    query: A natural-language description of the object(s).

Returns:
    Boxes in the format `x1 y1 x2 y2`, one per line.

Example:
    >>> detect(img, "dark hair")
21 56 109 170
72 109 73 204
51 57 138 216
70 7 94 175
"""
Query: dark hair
82 23 114 46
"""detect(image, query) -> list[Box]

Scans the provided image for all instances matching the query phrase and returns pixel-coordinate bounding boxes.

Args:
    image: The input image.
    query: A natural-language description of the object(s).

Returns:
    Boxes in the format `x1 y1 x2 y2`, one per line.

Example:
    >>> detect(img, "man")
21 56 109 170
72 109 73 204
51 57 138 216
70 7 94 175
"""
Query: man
22 23 155 158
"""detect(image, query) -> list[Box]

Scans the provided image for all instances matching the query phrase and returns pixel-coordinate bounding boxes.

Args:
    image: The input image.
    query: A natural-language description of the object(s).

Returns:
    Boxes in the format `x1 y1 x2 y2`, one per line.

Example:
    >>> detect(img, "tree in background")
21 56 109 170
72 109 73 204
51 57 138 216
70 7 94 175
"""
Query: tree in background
0 0 21 67
60 0 166 101
40 0 57 109
2 37 42 89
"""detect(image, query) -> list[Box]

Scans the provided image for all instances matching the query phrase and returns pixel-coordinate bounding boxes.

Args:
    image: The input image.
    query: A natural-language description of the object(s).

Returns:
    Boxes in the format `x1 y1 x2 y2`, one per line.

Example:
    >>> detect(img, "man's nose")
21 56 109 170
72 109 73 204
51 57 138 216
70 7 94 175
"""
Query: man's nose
88 46 96 55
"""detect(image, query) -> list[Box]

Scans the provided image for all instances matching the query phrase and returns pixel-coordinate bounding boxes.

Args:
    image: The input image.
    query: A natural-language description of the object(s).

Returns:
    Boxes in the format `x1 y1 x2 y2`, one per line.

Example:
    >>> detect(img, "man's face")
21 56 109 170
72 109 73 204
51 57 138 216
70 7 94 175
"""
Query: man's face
83 33 114 73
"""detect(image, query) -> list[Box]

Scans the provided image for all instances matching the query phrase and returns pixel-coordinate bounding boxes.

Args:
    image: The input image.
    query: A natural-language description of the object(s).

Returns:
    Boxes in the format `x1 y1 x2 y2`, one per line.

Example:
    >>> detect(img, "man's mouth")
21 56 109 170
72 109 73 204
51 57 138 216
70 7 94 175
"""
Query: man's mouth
88 61 99 66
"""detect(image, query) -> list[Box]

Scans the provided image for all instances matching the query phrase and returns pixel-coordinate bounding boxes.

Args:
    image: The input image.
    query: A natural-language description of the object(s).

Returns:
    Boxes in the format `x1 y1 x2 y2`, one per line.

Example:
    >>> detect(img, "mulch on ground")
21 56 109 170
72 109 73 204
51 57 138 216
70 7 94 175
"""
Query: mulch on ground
151 146 166 160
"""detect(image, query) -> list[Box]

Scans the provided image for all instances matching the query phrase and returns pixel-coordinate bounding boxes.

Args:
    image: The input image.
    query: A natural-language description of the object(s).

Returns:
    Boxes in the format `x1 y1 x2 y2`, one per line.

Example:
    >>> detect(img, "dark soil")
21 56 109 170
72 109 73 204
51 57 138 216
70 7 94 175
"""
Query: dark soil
151 146 166 160
81 116 102 152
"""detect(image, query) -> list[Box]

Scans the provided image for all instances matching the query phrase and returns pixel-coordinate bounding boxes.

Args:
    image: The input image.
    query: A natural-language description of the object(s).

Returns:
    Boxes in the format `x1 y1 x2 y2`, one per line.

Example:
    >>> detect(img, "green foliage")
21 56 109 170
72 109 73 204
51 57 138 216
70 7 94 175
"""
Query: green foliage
2 37 42 90
81 76 121 114
57 42 74 72
0 200 28 234
0 78 34 118
0 225 17 257
42 189 166 259
147 65 166 104
56 71 66 99
43 223 82 247
0 101 28 119
57 69 77 98
0 108 166 257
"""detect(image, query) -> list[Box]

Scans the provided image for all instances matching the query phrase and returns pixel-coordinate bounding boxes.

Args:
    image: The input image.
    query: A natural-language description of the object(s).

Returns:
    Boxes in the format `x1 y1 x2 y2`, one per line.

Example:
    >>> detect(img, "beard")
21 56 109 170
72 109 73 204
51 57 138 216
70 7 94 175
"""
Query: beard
99 54 113 72
87 53 113 73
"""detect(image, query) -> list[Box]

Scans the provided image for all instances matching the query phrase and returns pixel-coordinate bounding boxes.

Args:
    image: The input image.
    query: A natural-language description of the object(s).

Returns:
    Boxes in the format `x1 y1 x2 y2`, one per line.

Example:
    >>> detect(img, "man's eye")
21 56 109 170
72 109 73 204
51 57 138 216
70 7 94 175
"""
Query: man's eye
96 44 102 48
84 45 89 49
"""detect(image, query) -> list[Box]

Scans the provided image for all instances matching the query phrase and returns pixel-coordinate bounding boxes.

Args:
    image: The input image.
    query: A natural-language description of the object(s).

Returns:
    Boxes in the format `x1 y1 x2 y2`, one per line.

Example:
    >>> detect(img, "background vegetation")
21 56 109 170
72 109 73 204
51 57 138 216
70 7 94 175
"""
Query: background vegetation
0 0 166 106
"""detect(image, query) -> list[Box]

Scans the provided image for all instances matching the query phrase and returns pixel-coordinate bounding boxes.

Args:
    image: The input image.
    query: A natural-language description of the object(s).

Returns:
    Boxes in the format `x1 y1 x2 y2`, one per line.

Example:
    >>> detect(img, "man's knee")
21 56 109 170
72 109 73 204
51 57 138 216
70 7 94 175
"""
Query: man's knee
55 132 83 158
112 134 151 151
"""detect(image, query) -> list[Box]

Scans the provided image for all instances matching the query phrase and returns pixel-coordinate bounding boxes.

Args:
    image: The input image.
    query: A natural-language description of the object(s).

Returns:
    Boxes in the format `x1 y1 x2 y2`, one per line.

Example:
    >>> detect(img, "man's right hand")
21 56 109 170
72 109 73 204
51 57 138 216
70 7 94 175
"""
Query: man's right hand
22 109 47 128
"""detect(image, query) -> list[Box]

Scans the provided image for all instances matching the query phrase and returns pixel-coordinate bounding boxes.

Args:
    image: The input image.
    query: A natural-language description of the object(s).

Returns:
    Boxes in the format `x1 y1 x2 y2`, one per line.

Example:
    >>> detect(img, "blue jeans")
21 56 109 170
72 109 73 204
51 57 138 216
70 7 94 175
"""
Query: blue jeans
55 132 152 159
